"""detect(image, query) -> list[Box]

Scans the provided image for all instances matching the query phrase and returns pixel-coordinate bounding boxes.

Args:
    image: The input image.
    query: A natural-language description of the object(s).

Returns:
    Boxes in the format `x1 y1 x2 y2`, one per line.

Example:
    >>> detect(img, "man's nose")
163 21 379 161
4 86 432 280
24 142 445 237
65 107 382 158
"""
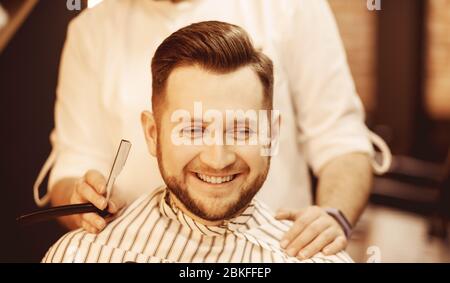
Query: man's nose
199 145 236 170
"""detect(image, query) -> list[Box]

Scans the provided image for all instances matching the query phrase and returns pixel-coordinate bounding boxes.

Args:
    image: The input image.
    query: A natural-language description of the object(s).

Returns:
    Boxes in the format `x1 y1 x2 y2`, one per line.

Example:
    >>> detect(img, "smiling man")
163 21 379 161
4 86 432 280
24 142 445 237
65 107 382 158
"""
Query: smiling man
42 21 352 263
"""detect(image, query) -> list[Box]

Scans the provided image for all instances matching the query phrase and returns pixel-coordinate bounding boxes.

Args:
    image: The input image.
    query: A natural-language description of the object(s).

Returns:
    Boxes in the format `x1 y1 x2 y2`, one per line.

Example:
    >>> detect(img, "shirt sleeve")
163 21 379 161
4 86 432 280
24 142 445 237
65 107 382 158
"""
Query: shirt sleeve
281 0 374 175
48 11 111 191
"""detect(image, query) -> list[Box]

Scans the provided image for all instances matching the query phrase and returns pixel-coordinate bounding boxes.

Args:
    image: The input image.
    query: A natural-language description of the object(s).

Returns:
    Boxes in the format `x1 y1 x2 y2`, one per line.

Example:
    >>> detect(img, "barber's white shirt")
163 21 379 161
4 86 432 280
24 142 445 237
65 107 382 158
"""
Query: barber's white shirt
47 0 373 210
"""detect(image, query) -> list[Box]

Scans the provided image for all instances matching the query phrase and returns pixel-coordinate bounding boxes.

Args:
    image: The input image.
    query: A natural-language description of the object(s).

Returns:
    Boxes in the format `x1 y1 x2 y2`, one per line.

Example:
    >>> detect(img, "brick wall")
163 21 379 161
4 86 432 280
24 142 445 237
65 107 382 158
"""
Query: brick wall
328 0 378 116
425 0 450 120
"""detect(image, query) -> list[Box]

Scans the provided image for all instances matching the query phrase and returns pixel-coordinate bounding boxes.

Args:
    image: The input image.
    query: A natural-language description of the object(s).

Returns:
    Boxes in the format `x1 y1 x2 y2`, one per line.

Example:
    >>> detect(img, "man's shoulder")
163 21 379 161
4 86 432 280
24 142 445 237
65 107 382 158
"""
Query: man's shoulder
122 188 164 212
252 199 293 230
248 200 354 263
42 188 164 263
247 199 293 243
99 187 165 232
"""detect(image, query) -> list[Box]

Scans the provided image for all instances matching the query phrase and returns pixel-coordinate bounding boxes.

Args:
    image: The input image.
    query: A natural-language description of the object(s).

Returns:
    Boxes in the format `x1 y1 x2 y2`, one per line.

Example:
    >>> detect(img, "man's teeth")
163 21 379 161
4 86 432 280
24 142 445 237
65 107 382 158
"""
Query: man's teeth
196 173 235 184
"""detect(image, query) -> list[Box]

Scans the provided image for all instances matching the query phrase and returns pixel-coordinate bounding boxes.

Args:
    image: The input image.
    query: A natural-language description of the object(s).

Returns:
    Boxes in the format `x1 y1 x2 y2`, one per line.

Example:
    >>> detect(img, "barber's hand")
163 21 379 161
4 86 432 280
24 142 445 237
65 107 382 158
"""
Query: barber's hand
70 170 125 233
275 206 347 259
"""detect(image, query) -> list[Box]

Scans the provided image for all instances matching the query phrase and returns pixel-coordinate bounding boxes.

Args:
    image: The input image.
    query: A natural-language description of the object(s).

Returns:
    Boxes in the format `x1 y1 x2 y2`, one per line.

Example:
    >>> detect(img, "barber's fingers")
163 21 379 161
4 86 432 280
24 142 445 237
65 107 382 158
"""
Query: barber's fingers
284 217 332 257
81 218 100 234
322 235 347 256
73 180 107 210
275 208 306 221
297 226 337 259
81 212 106 232
280 206 322 248
107 197 125 214
84 170 107 194
83 170 123 214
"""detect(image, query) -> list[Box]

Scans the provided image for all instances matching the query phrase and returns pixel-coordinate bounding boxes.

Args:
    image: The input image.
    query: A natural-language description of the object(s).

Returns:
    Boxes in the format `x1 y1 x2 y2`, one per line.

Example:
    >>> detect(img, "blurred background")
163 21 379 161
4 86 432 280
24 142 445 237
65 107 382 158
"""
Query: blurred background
0 0 449 262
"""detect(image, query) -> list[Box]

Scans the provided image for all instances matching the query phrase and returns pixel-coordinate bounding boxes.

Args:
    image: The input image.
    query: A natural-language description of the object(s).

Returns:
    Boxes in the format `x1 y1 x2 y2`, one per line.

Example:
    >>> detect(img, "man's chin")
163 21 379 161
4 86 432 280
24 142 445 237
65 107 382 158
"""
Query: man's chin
187 193 243 220
194 209 233 222
164 172 265 222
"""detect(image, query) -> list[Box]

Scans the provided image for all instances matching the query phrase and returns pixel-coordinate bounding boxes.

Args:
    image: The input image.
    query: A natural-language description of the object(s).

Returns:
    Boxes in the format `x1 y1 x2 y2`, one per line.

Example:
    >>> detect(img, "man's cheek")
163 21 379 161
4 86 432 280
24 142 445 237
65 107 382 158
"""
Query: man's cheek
173 145 201 155
236 146 269 176
168 145 201 166
233 145 263 160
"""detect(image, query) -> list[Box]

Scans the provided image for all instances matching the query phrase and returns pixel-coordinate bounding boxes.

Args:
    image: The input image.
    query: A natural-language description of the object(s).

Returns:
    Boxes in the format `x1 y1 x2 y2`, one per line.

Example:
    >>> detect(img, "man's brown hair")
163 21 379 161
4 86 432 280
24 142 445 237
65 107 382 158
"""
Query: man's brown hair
151 21 274 118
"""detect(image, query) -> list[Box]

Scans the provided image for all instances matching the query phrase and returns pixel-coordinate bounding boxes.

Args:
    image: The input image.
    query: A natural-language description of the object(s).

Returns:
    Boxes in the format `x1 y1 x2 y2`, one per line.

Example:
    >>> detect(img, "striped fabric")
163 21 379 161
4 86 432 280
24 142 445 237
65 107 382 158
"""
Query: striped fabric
42 187 353 263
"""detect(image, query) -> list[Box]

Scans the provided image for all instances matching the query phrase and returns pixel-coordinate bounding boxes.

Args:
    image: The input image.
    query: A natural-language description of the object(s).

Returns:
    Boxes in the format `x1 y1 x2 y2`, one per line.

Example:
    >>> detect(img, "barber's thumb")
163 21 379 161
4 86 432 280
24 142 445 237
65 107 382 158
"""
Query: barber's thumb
275 209 295 220
107 197 126 214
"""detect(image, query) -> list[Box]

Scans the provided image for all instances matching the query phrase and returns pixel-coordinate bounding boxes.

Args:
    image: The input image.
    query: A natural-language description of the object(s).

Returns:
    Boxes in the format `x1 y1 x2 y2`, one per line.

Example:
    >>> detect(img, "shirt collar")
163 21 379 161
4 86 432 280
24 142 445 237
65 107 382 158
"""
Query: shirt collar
158 187 255 236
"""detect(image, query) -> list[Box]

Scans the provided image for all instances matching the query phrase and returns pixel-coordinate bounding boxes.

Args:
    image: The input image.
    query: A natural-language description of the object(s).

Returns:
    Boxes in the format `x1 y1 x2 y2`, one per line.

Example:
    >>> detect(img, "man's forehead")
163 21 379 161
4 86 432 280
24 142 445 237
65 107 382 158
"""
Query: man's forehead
164 65 265 112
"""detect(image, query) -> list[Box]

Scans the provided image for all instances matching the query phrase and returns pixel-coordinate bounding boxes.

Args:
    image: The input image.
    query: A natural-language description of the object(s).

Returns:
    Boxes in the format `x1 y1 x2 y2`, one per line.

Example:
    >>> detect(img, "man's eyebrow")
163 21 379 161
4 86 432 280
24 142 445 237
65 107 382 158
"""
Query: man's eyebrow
226 117 258 127
180 117 259 126
189 118 207 126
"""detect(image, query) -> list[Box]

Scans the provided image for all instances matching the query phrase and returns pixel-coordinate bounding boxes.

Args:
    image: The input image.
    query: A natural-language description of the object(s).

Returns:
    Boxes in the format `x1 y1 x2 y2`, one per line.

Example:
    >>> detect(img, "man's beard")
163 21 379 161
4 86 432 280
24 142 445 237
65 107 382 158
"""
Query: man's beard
156 146 270 221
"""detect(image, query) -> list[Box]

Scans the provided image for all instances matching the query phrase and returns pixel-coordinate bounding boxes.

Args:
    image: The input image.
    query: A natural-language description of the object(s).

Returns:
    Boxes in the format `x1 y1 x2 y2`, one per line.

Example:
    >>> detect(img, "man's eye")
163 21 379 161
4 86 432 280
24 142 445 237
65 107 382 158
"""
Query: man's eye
182 127 203 138
236 127 254 134
232 128 255 140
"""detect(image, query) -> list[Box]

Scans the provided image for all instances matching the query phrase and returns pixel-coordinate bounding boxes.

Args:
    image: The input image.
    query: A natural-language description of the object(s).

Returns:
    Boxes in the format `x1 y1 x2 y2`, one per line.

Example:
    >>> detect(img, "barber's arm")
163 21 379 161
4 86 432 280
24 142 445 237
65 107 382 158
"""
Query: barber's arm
48 12 124 232
276 0 375 258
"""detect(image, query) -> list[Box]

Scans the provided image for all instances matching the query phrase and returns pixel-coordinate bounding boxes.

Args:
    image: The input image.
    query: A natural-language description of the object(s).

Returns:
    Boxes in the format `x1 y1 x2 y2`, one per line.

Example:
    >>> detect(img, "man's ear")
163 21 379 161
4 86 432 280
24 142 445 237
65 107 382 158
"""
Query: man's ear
141 111 158 157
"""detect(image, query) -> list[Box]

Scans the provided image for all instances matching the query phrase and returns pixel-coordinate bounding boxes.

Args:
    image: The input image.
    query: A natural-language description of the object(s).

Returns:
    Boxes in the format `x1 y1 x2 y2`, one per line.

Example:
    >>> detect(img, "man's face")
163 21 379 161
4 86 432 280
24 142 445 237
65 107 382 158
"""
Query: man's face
142 65 273 221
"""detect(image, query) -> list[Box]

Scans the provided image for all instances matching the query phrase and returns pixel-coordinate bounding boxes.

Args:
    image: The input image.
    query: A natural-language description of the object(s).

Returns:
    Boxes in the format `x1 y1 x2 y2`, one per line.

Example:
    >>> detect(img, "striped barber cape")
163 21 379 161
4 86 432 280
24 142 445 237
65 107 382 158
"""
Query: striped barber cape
43 187 353 263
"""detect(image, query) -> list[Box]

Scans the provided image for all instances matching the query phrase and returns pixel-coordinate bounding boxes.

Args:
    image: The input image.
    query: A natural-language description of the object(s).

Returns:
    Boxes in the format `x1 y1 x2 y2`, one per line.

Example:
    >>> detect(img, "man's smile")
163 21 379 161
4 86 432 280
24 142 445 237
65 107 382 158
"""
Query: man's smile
196 173 236 184
187 171 245 191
